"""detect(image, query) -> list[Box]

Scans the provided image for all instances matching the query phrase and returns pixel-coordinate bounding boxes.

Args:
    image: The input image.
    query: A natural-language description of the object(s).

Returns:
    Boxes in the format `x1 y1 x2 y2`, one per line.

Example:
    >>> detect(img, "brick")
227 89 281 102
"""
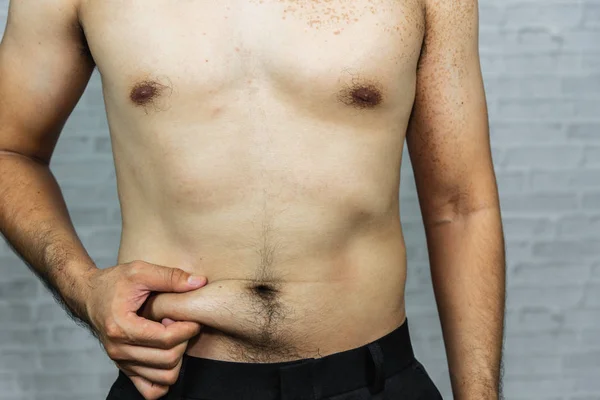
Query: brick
502 217 554 239
0 256 35 281
0 302 33 324
564 309 600 329
0 328 48 348
568 123 600 141
0 350 37 372
563 350 600 370
17 372 98 393
570 396 600 400
50 159 114 184
576 377 600 393
0 238 16 256
531 170 600 191
506 2 583 29
81 228 121 254
60 183 119 206
511 262 591 285
583 3 600 27
0 279 38 300
35 302 73 324
39 349 113 372
495 171 526 192
532 240 600 260
503 376 578 398
33 395 105 400
501 193 579 214
563 74 600 96
557 214 600 237
67 206 109 226
505 240 532 263
0 373 18 394
490 146 504 165
109 208 122 224
81 83 105 109
486 75 562 98
505 307 565 332
501 53 580 74
583 54 600 72
562 29 600 51
90 256 118 269
583 192 600 210
64 112 109 134
53 136 93 156
479 3 505 27
502 28 564 54
50 326 97 348
489 122 566 143
583 146 600 166
478 27 506 54
584 285 600 307
498 98 600 120
93 137 112 154
502 354 563 375
98 371 119 392
581 328 600 346
502 146 582 168
592 264 600 282
507 286 583 309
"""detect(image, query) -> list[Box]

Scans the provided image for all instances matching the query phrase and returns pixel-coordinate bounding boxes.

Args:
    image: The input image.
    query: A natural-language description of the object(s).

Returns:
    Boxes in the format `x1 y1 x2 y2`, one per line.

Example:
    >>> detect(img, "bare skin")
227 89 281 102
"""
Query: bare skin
83 0 423 362
0 0 504 399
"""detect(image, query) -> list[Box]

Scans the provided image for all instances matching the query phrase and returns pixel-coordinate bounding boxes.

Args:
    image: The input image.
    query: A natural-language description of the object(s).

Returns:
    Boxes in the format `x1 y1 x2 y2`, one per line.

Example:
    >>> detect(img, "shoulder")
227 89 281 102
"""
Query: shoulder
423 0 478 35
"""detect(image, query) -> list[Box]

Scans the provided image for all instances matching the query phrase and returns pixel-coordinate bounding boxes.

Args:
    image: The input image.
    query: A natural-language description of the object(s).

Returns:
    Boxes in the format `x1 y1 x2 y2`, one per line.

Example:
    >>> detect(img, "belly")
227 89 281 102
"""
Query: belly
136 219 408 363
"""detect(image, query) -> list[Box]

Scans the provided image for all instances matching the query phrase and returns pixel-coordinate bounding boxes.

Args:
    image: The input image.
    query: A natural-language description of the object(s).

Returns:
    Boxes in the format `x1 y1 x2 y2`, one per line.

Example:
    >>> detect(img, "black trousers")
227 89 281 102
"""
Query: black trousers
106 317 443 400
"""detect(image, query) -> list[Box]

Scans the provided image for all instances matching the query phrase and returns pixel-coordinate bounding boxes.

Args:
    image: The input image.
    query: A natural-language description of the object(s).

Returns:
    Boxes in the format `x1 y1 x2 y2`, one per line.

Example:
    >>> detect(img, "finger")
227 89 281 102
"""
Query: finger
129 374 169 400
121 313 201 348
111 340 188 369
132 262 207 293
141 284 229 331
140 291 199 322
119 355 184 387
162 318 176 326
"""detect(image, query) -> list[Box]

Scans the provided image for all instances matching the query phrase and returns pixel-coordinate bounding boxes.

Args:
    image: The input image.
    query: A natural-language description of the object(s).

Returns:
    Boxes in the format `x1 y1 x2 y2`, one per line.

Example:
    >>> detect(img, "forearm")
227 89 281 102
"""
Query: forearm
0 151 97 324
424 206 506 400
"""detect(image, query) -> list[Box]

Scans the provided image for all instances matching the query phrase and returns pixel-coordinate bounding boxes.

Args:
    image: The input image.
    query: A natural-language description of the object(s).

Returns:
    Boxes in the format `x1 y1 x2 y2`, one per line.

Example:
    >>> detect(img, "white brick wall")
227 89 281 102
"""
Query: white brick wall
0 1 599 399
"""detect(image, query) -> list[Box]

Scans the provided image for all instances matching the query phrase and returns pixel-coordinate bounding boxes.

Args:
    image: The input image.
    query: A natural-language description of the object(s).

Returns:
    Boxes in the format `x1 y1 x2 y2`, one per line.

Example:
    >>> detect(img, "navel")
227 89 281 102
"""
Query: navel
249 282 279 302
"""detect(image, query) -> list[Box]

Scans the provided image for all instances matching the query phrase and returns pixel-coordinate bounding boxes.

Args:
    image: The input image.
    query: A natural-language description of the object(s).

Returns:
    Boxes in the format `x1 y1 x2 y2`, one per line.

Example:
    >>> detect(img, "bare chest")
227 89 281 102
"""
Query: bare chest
78 0 425 113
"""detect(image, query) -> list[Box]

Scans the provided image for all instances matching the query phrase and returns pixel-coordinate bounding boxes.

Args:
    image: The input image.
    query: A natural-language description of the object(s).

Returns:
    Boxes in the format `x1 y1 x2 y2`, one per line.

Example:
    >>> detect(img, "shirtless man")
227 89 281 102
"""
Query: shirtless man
0 0 505 399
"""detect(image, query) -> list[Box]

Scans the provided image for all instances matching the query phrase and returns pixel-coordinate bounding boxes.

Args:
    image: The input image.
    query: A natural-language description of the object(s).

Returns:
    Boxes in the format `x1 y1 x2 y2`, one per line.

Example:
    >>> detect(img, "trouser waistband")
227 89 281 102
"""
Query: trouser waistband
165 317 416 400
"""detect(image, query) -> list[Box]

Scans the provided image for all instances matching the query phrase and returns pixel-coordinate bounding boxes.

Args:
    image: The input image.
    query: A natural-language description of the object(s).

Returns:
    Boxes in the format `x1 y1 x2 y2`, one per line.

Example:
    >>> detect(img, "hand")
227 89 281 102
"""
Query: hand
83 260 207 400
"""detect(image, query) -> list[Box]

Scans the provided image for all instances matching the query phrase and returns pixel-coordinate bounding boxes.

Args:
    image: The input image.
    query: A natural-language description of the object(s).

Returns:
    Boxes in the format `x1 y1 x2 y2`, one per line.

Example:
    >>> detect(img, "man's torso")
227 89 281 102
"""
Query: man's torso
77 0 425 362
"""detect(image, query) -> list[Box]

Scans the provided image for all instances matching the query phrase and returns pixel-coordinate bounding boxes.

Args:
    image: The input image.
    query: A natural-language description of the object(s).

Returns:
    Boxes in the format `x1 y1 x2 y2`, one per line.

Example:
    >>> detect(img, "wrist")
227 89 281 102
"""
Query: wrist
53 260 98 324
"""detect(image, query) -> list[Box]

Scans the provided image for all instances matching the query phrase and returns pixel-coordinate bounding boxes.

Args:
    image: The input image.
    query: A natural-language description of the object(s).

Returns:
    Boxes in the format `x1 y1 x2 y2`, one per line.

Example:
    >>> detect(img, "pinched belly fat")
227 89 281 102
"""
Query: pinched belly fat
139 276 406 363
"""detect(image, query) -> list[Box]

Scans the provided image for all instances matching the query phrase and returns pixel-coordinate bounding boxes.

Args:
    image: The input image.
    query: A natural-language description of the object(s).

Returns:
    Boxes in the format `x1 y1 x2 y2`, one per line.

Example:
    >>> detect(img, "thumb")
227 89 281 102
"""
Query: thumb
134 262 207 293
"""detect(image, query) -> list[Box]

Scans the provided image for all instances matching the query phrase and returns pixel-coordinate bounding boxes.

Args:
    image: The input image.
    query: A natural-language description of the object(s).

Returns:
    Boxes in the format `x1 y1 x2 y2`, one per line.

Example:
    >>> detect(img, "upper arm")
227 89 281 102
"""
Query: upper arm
0 0 95 164
406 0 499 225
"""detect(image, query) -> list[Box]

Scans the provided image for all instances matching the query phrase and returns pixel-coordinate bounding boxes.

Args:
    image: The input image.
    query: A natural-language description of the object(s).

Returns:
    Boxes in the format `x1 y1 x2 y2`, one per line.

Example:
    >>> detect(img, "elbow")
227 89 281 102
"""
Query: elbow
0 149 50 166
423 191 499 227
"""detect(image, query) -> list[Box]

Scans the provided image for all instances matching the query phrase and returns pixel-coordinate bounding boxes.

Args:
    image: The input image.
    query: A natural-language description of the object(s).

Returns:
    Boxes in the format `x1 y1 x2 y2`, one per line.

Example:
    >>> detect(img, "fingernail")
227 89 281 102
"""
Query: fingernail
187 275 204 286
